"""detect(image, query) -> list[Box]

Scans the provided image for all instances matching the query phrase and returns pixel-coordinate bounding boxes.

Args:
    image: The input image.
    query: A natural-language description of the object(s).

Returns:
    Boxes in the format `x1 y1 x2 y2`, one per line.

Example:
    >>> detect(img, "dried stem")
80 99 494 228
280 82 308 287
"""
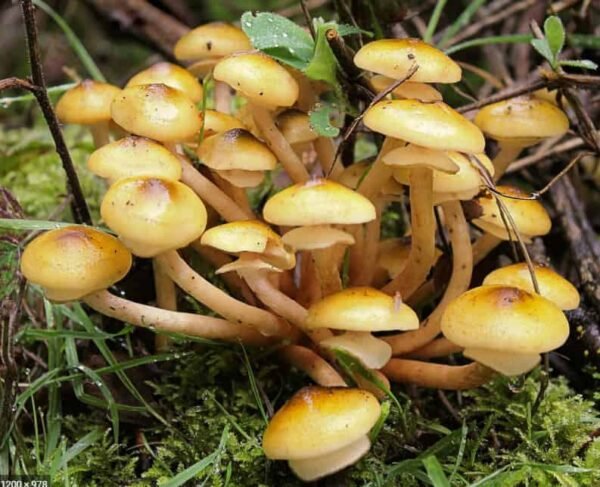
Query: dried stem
279 345 346 387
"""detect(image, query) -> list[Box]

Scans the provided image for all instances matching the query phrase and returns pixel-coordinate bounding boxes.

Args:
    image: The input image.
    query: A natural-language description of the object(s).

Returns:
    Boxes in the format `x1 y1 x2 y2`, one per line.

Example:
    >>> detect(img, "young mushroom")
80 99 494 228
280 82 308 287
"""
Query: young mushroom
125 62 203 103
262 386 381 482
55 79 121 147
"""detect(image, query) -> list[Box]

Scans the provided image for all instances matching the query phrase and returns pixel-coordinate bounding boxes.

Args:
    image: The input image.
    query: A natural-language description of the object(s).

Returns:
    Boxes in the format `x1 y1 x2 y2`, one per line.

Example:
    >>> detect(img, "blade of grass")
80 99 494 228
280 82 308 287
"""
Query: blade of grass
239 343 268 425
42 299 62 462
437 0 487 48
17 324 135 341
422 455 450 487
54 428 104 473
424 0 448 43
0 83 76 107
444 34 533 55
32 0 105 82
0 219 76 231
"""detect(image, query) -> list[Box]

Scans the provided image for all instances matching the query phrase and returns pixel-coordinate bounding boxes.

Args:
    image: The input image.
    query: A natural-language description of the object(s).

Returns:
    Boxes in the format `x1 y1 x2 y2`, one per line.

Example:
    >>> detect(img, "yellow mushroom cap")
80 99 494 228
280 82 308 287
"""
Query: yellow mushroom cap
213 52 299 107
384 144 460 173
483 263 580 310
364 100 485 153
111 83 202 142
202 109 245 137
56 80 121 125
276 109 318 144
354 38 462 83
125 62 203 103
441 285 569 354
101 177 207 257
282 225 355 250
472 186 551 241
174 22 251 62
87 136 182 181
305 287 419 332
263 179 376 226
197 129 276 171
20 226 132 302
370 75 443 102
200 220 281 254
262 386 380 460
474 97 569 146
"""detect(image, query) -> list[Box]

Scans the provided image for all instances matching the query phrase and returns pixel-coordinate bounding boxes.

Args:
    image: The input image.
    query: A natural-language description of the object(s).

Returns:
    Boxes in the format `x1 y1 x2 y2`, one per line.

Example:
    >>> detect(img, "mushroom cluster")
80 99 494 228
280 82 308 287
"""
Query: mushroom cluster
21 24 579 481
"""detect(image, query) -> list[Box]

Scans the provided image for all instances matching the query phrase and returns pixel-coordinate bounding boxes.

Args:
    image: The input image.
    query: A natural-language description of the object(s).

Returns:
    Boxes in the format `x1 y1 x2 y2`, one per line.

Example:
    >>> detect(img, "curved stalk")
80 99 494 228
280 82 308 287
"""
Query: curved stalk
493 143 523 182
214 80 232 113
156 250 291 338
211 170 255 218
312 247 343 297
279 345 346 387
472 232 503 264
357 138 397 200
382 359 494 390
350 199 384 286
313 136 344 180
383 167 435 298
385 200 472 355
90 123 110 148
153 260 177 351
83 290 271 346
409 337 463 359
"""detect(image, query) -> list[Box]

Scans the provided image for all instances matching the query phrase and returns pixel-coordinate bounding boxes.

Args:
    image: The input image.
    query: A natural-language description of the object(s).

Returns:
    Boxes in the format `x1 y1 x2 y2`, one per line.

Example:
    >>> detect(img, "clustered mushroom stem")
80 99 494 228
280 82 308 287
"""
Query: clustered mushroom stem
385 200 473 355
350 199 384 286
472 232 503 264
83 290 272 346
90 123 110 148
279 345 347 387
357 138 396 200
249 102 310 183
152 260 178 351
409 337 463 359
313 137 344 180
381 359 495 390
383 167 436 298
211 172 255 218
156 250 292 338
312 248 343 297
179 157 253 221
214 80 232 113
492 143 523 181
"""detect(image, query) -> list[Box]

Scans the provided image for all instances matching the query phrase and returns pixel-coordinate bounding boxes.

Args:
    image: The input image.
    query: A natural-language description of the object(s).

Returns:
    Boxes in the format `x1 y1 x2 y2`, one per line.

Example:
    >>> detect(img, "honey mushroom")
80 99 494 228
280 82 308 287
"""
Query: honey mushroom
125 62 203 103
55 79 121 147
276 109 319 170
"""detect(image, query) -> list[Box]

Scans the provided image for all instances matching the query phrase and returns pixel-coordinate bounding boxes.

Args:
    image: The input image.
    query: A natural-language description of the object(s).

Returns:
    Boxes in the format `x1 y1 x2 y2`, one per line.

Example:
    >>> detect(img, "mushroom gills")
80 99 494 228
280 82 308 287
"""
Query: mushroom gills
463 347 540 376
282 225 355 250
288 435 371 482
321 331 392 369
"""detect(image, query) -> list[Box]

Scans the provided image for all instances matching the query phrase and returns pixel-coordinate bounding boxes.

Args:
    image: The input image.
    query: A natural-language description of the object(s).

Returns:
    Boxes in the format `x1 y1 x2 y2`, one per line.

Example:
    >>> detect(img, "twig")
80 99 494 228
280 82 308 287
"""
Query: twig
457 78 549 113
17 0 92 225
507 135 589 173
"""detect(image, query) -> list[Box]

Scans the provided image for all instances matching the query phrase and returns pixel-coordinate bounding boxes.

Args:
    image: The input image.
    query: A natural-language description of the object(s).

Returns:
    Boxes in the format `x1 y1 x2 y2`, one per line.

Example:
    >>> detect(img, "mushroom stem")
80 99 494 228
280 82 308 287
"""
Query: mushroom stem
313 136 344 180
381 359 495 390
492 143 523 181
249 102 310 183
383 167 435 298
214 80 232 113
179 157 253 221
211 171 255 218
279 345 347 387
83 290 271 346
385 200 472 355
357 138 397 200
409 338 463 359
156 250 292 337
153 260 177 351
312 247 343 297
350 199 384 286
472 232 502 264
90 123 110 148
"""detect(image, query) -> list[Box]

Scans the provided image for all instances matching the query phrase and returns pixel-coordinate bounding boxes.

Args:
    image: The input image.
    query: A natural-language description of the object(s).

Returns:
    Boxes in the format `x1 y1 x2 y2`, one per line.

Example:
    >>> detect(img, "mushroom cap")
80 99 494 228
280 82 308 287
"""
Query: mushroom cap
202 109 245 137
483 263 580 310
282 225 355 250
200 220 281 254
354 38 462 83
125 62 203 102
441 285 569 354
218 169 265 188
262 386 380 460
384 144 461 173
263 179 376 226
56 80 121 125
213 52 299 107
87 136 182 181
305 287 419 332
276 109 318 144
197 128 276 171
321 332 392 369
111 83 202 142
20 226 132 301
364 100 485 153
101 177 207 257
472 186 551 241
174 22 252 62
474 97 569 146
370 75 443 102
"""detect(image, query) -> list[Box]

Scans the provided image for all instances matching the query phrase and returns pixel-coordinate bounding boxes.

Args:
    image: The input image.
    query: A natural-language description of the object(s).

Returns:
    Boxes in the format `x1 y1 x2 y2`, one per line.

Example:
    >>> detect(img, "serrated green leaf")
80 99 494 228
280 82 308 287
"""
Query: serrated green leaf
423 455 451 487
309 103 340 137
241 11 314 67
544 16 565 58
303 23 339 87
530 38 555 65
559 59 598 70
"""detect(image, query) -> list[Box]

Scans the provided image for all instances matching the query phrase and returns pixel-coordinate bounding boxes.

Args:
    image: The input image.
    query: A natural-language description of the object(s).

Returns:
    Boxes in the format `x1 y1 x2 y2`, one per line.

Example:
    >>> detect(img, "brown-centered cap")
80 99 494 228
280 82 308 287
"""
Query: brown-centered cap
472 185 551 242
101 177 207 257
370 75 443 102
174 22 252 62
305 287 419 332
56 80 121 125
364 100 485 154
87 136 182 182
111 83 202 142
214 52 299 107
125 62 203 103
21 226 132 301
354 38 462 83
197 128 277 171
474 96 569 147
483 263 580 310
263 179 376 226
276 109 318 144
202 109 245 137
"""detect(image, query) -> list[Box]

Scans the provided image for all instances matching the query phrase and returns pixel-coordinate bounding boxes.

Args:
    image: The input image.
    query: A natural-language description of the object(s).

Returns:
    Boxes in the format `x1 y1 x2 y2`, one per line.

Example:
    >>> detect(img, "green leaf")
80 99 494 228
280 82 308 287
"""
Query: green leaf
569 34 600 49
309 103 340 137
369 400 391 443
422 455 451 487
336 23 372 37
543 16 565 58
304 23 339 87
438 0 486 48
241 11 314 68
445 34 533 55
559 59 598 70
530 38 555 65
